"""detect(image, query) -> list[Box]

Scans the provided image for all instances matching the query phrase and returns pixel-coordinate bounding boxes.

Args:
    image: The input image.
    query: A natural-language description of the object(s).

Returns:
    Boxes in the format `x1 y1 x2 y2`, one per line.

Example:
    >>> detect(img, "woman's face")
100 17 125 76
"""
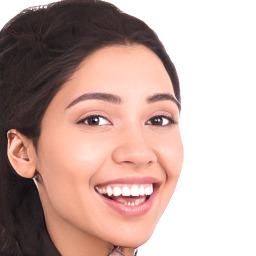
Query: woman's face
35 44 183 249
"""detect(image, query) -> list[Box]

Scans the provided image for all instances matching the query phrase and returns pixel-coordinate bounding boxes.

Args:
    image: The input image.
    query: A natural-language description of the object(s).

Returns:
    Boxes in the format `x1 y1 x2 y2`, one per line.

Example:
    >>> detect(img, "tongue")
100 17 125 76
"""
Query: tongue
110 195 147 205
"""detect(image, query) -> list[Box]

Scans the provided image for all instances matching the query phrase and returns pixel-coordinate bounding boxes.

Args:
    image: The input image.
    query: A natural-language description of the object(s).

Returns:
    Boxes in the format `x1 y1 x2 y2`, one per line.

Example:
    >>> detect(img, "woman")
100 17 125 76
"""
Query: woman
0 0 183 255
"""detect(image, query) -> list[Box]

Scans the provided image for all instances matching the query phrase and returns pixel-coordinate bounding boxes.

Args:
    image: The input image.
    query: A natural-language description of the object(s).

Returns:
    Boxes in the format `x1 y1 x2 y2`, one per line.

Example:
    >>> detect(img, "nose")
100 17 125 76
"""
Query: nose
112 128 157 167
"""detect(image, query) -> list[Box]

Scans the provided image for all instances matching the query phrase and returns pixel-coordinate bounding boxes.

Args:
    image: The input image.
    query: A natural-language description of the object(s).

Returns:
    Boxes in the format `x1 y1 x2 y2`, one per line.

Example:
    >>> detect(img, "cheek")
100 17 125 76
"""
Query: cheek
155 129 183 214
157 128 184 178
35 130 116 236
36 128 109 209
38 125 109 176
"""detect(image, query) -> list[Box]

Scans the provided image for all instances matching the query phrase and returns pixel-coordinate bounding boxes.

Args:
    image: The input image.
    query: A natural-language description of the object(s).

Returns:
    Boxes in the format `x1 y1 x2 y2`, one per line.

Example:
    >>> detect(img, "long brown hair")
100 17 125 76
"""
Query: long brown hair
0 1 180 255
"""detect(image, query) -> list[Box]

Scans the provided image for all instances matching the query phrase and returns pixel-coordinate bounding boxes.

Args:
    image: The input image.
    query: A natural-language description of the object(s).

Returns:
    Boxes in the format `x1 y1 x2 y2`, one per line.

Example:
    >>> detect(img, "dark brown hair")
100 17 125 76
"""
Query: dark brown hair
0 0 180 255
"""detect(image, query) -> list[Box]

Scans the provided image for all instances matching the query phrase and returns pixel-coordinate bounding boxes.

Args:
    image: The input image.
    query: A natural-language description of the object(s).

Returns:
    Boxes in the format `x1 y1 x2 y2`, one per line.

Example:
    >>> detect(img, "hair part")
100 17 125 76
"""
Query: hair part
0 0 180 255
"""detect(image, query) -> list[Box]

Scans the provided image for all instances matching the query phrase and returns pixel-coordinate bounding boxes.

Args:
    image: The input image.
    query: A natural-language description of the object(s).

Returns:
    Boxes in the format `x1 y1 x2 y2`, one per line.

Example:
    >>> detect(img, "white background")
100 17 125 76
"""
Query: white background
1 1 256 255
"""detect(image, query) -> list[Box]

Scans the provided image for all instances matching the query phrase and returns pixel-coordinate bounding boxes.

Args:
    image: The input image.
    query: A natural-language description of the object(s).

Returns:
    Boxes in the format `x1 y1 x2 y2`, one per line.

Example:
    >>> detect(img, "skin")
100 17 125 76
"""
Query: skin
8 44 183 256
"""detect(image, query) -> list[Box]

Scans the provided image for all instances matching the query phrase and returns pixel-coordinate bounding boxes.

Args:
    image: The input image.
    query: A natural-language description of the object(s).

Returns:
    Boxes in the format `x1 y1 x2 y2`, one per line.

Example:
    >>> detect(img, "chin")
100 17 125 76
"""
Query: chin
105 223 156 248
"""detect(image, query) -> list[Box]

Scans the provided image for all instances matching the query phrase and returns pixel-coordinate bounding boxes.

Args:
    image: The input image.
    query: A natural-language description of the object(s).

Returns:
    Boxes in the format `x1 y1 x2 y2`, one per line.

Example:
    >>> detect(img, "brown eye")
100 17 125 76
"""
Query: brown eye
146 115 176 126
78 115 111 126
87 116 100 125
151 116 163 125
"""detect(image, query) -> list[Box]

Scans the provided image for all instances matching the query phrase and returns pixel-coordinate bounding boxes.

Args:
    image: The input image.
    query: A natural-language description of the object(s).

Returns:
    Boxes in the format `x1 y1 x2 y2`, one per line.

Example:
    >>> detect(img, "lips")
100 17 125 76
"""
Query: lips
94 177 159 216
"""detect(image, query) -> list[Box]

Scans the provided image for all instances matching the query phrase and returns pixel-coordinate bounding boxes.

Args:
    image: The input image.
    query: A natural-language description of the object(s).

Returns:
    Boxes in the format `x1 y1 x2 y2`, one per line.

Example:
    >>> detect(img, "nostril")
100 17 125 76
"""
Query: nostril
122 159 155 165
113 153 156 166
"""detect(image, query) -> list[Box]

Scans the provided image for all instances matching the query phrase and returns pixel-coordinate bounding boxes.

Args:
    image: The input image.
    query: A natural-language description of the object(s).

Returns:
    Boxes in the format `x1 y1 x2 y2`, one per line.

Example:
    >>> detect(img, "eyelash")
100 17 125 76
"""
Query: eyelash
77 115 111 126
77 114 176 127
145 115 177 126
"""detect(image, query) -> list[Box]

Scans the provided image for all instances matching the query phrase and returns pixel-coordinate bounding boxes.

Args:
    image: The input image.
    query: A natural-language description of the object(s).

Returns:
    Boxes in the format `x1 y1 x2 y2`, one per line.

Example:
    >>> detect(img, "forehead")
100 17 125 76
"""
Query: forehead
49 44 176 112
64 44 175 94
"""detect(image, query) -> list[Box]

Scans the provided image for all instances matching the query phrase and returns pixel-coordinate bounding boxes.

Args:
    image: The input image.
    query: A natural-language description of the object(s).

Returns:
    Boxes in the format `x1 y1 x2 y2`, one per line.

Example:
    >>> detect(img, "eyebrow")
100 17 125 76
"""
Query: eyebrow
65 92 180 110
147 93 181 111
65 92 122 109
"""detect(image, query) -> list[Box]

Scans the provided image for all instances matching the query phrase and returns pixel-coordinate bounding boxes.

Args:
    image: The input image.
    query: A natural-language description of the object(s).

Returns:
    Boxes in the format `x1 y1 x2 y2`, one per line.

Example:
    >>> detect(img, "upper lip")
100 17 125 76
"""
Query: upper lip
95 176 161 187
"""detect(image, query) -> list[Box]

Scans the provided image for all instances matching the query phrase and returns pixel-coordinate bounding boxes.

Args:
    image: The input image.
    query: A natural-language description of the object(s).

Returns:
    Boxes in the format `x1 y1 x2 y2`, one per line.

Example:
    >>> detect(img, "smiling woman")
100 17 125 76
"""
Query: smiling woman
0 1 183 256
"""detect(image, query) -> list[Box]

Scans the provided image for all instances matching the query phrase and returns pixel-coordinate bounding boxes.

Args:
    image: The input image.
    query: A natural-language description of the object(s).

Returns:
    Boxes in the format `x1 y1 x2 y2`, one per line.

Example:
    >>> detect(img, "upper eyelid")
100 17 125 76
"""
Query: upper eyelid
75 111 110 121
147 112 177 121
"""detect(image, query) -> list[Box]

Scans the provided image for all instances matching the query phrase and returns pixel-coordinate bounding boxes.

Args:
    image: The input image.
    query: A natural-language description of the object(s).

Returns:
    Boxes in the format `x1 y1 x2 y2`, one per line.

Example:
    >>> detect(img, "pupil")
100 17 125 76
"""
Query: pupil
89 116 99 125
152 117 162 125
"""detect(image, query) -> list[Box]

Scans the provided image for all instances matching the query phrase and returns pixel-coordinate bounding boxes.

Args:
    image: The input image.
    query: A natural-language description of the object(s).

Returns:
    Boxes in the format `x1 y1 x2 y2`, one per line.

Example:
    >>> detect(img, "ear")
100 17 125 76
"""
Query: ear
7 129 37 178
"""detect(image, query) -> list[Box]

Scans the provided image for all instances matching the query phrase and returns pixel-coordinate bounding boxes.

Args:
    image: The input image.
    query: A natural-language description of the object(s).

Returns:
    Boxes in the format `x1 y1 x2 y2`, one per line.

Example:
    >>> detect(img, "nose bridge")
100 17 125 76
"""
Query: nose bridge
112 125 157 166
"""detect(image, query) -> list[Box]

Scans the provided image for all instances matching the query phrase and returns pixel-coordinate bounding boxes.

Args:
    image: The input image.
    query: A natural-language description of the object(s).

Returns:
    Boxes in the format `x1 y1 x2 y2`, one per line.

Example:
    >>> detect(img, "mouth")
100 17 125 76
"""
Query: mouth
95 183 153 206
94 178 159 217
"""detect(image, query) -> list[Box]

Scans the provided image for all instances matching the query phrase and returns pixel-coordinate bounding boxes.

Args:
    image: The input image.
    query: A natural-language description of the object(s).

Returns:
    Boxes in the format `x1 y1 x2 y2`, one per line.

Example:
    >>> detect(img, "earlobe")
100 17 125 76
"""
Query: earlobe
7 129 37 178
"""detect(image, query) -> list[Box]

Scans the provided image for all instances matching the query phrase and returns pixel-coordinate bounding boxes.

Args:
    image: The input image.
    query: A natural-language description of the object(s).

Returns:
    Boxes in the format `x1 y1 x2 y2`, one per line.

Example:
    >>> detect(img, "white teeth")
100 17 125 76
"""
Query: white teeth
124 197 146 206
113 186 122 196
107 186 112 197
122 186 130 196
145 185 153 195
139 185 144 196
131 185 140 196
96 184 154 197
135 198 146 205
95 187 102 194
150 184 153 194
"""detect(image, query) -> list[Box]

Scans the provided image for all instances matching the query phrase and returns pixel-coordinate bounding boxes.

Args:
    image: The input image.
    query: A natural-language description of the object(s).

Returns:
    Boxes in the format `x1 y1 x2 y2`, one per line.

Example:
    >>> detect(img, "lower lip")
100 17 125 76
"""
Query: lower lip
96 191 155 217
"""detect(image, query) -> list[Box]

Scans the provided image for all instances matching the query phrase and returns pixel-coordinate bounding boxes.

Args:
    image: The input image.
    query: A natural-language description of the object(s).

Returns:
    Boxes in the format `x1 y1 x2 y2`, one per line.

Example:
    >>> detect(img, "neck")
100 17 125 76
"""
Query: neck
46 209 113 255
109 246 137 256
